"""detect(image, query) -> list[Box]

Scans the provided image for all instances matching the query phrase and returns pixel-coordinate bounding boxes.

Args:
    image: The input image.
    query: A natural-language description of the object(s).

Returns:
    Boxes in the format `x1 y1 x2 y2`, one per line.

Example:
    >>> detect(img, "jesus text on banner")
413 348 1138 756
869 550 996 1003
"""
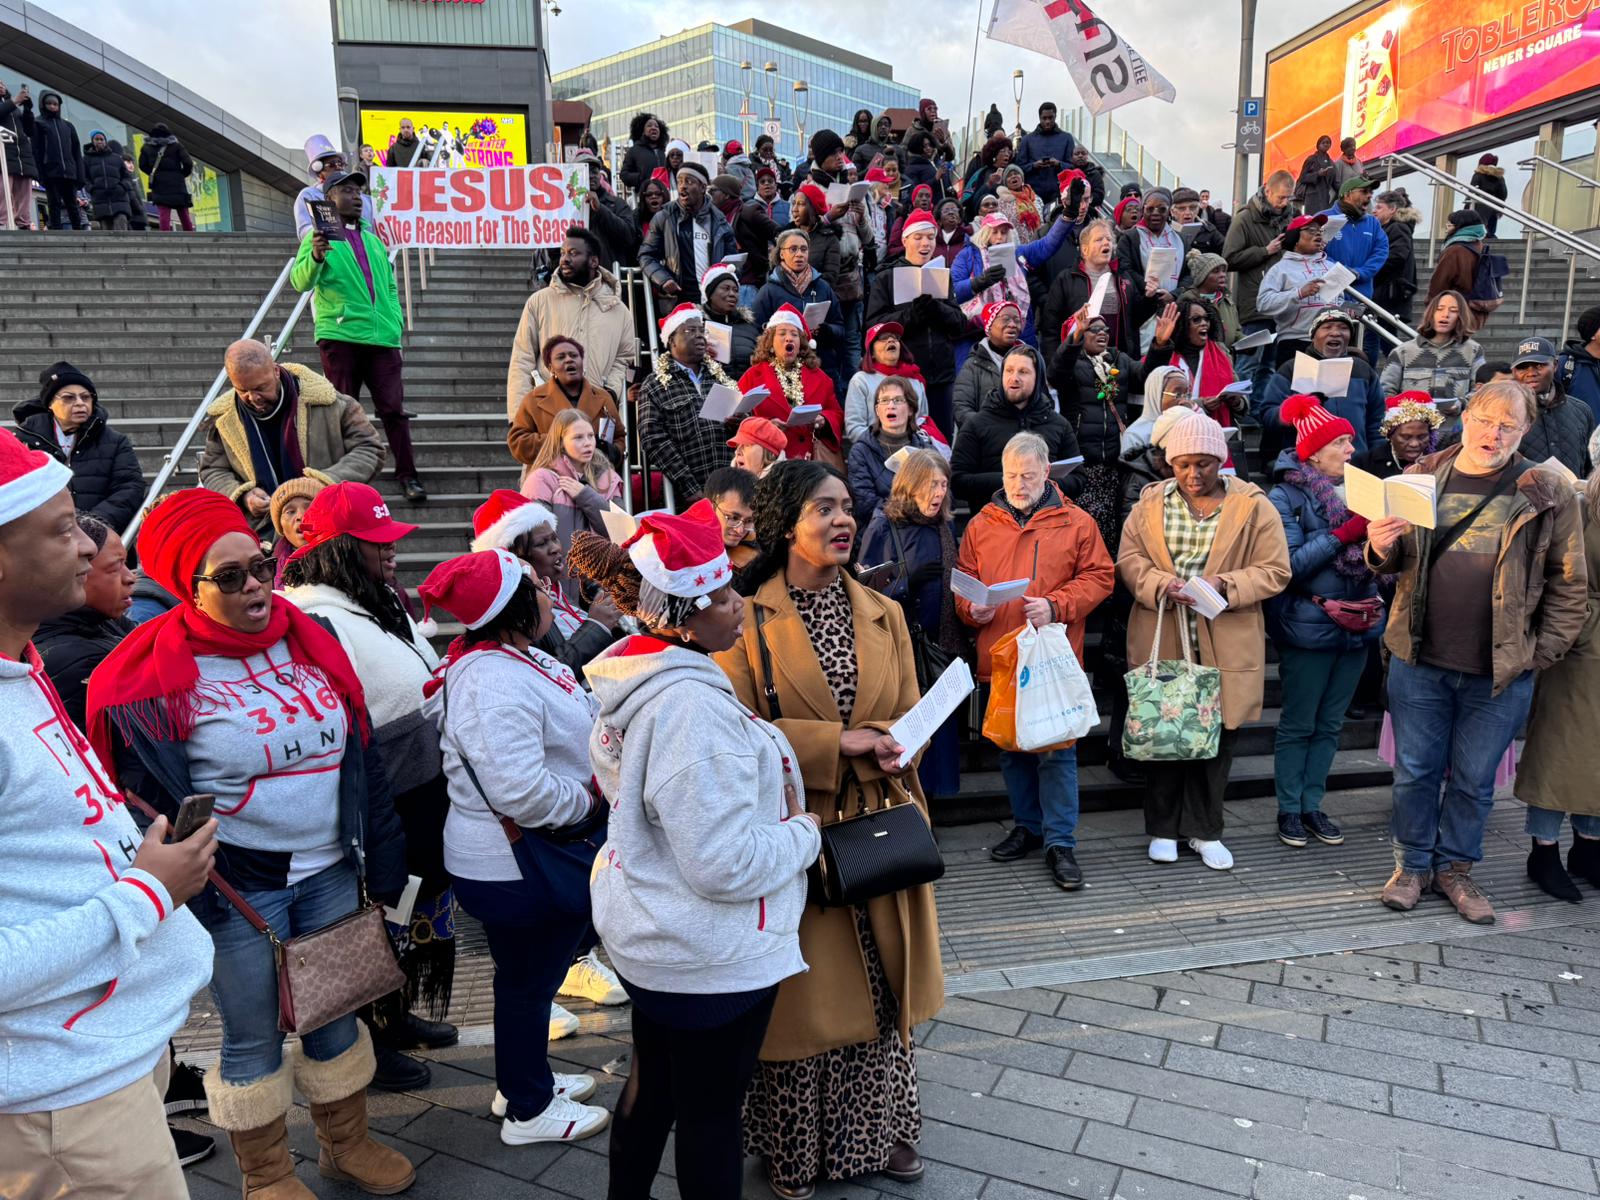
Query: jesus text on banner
369 165 587 249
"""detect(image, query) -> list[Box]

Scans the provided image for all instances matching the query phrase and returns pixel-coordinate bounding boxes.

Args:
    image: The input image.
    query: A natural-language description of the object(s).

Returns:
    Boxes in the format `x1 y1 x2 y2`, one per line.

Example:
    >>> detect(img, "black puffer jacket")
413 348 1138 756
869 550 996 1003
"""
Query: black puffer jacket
138 131 193 209
1050 341 1141 465
30 96 82 182
620 113 669 195
35 607 135 731
1117 443 1168 519
0 92 38 179
950 346 1081 510
864 253 972 389
1039 260 1139 364
1519 387 1597 477
13 397 144 530
82 145 132 220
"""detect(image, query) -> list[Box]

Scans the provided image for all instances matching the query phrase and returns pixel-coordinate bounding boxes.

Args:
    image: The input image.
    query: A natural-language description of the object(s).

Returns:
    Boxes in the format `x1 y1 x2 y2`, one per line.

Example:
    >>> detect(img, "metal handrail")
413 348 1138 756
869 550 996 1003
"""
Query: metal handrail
1385 151 1600 266
1518 154 1600 191
123 135 450 544
1342 287 1417 349
0 126 16 231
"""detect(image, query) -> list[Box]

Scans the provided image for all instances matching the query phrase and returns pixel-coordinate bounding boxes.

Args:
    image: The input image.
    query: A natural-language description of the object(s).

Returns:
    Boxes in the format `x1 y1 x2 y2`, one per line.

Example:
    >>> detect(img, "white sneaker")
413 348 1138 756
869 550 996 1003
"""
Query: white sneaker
550 1001 580 1041
491 1073 596 1117
499 1093 610 1145
559 949 628 1006
1148 838 1178 863
1190 839 1234 870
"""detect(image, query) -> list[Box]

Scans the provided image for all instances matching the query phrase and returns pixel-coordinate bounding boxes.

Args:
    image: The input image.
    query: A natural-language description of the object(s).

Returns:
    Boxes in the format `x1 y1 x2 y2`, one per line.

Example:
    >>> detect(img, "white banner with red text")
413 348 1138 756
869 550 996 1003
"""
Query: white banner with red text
368 164 587 249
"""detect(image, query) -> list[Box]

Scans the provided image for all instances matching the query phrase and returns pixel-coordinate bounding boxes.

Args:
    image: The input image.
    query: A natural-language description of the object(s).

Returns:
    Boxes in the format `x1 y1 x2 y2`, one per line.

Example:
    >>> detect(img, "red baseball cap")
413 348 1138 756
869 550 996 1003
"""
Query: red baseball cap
865 321 904 347
1286 213 1328 234
285 480 418 563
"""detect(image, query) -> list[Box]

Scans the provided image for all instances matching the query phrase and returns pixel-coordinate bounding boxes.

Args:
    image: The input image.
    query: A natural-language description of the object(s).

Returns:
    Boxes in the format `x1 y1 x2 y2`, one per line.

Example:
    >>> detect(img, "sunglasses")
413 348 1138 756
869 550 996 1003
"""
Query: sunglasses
194 557 277 594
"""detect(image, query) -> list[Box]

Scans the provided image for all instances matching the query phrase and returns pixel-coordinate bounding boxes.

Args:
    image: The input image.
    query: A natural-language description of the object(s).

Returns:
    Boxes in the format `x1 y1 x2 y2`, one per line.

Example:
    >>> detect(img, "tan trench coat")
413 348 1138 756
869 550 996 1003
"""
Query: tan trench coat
1116 477 1292 730
715 571 944 1061
1516 513 1600 816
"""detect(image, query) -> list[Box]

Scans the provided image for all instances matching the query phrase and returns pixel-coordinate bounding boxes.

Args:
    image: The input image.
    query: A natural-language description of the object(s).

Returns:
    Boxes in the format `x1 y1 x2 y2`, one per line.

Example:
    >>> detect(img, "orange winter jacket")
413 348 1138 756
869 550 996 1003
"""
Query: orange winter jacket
954 486 1115 680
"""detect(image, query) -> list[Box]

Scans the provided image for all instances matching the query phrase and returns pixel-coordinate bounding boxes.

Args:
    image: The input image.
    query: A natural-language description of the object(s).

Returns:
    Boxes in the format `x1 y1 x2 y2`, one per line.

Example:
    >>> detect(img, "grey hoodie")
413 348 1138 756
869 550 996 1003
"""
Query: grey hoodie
584 636 820 994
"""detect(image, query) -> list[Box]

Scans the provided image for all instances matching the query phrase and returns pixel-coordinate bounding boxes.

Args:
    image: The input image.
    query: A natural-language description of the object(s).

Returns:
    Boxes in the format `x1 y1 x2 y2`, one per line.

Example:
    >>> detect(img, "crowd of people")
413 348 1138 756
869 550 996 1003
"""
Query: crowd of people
9 86 1600 1200
0 79 197 231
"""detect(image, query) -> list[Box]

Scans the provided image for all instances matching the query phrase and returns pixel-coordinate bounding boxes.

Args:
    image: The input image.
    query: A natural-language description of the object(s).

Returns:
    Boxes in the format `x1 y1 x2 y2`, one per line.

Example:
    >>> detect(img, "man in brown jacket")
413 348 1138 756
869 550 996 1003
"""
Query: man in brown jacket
199 340 384 535
1367 379 1587 923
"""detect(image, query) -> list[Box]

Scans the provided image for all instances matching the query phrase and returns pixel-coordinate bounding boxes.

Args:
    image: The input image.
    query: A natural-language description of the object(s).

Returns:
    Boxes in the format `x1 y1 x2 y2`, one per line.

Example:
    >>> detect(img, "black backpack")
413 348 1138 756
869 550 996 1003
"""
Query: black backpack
1467 245 1509 303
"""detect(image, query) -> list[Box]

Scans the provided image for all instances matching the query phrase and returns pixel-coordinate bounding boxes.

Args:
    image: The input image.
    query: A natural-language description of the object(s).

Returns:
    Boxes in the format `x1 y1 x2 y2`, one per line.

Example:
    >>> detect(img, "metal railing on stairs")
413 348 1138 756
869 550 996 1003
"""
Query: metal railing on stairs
611 261 676 514
122 135 451 545
1381 150 1600 336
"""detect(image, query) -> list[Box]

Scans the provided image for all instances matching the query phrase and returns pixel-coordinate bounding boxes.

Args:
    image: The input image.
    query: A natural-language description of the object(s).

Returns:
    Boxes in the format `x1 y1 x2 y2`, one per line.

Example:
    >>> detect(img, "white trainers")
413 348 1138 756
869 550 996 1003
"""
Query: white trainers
491 1073 596 1118
1190 839 1234 870
499 1093 610 1145
559 949 628 1006
549 1001 580 1041
1148 838 1178 863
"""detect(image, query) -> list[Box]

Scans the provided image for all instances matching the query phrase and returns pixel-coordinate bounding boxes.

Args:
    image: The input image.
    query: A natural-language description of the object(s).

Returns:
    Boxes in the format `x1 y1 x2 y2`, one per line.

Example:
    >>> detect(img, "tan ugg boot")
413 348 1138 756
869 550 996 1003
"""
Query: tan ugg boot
203 1060 315 1199
293 1026 415 1195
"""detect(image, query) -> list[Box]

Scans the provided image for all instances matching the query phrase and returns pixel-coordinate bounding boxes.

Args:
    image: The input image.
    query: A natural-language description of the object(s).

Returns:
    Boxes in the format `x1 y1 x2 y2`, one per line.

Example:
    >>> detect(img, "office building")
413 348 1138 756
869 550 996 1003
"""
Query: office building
554 20 921 163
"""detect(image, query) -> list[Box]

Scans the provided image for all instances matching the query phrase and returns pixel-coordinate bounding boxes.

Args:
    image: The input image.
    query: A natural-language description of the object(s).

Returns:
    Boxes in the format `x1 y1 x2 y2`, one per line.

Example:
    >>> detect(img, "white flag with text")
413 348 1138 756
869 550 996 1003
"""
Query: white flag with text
986 0 1176 116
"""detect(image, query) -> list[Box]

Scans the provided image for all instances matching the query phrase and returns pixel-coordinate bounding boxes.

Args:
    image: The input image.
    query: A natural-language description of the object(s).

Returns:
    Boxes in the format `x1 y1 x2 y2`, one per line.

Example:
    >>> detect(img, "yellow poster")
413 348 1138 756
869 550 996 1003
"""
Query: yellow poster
1341 13 1403 150
360 109 529 169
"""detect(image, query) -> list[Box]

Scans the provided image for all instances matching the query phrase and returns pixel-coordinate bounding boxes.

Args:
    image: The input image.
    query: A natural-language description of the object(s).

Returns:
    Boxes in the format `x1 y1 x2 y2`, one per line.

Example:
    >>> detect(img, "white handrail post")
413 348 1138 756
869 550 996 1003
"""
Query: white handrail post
0 127 15 231
401 249 414 331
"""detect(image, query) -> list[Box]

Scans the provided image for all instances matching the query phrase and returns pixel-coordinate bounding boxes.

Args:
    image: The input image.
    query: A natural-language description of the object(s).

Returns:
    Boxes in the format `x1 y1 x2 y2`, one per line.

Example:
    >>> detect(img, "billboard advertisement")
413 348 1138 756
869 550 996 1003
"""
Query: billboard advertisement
1264 1 1600 179
369 165 586 249
361 109 530 169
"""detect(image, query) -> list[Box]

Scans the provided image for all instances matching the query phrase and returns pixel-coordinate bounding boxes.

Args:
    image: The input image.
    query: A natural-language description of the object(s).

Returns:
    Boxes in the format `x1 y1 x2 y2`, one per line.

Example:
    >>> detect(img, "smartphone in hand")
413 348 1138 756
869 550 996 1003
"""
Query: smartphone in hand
171 793 216 841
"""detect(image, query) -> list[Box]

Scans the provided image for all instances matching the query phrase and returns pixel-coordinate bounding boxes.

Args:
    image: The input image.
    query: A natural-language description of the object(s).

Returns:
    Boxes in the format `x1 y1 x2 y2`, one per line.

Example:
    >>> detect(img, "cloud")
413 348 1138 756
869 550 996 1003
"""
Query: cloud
31 0 1350 197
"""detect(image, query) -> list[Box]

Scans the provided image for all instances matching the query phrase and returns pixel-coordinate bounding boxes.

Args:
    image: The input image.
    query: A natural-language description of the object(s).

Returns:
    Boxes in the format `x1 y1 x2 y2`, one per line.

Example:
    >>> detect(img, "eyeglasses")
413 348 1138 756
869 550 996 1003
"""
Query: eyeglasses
194 557 277 594
715 505 754 532
1463 412 1524 439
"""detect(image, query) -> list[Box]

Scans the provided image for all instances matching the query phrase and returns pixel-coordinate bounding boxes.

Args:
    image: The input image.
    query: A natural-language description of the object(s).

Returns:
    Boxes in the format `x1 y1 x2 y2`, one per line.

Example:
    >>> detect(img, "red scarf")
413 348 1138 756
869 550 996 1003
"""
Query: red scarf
861 357 926 383
87 597 371 780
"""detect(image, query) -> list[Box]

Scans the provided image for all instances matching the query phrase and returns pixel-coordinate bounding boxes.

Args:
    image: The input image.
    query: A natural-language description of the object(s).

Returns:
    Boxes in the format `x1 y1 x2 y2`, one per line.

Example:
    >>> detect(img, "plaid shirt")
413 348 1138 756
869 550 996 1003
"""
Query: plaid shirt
638 358 733 504
1162 480 1223 645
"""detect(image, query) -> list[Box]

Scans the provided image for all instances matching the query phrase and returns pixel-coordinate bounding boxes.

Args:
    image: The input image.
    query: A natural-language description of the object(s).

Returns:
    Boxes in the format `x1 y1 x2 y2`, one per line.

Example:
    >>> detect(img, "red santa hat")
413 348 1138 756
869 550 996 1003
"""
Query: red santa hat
621 498 730 605
766 303 816 350
901 209 937 235
700 262 739 297
0 426 72 528
1281 394 1356 461
470 489 556 554
1380 390 1444 435
981 300 1020 334
658 303 703 346
417 549 531 636
1056 166 1088 199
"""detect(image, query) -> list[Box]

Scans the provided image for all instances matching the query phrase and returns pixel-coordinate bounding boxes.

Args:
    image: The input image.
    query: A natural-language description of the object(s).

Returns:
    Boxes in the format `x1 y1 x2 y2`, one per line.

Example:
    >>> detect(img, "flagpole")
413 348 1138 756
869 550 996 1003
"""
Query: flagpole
963 0 985 168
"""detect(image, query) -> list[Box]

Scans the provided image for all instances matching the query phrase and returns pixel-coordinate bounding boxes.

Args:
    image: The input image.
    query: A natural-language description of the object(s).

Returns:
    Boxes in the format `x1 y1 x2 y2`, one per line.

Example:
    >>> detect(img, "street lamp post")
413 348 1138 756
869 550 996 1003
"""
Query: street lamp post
740 61 752 149
763 62 779 119
1233 0 1258 210
793 81 810 160
1012 69 1025 142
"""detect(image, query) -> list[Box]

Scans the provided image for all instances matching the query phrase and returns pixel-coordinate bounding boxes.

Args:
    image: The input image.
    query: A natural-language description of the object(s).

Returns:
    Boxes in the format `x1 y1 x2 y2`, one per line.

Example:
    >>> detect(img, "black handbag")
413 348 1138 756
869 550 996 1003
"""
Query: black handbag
809 768 945 907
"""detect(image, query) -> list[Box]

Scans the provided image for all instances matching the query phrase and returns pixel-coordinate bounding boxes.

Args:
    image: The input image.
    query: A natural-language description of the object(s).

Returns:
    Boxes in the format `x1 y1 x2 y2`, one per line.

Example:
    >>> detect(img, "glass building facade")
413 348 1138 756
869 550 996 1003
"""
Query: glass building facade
554 22 920 163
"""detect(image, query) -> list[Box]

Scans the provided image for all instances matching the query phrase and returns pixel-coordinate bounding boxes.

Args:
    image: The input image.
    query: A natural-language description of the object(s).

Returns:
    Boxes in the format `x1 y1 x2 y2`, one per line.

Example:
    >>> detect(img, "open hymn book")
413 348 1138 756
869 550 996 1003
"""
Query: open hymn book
1344 464 1437 529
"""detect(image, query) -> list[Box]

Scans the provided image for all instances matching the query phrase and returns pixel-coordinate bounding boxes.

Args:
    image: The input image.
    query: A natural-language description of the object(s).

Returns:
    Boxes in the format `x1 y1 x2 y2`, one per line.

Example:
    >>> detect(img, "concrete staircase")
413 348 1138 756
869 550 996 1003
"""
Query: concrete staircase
0 229 1391 821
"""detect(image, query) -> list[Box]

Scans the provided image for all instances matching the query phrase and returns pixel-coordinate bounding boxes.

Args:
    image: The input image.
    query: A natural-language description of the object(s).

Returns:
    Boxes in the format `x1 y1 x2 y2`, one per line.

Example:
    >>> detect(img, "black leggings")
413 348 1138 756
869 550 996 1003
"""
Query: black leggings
606 989 777 1200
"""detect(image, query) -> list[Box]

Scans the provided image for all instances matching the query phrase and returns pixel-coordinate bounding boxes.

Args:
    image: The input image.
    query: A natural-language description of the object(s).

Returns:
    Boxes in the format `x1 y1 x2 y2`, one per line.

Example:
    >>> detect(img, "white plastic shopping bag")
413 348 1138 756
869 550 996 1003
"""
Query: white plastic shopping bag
1013 622 1099 751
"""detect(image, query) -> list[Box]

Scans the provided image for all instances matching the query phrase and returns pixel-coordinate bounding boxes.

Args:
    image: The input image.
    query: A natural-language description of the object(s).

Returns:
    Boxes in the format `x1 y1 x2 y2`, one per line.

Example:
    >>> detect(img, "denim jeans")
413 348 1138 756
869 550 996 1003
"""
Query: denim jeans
1238 319 1276 424
842 299 865 377
1526 807 1600 841
453 874 592 1121
1275 644 1366 814
190 860 361 1085
998 746 1080 849
737 283 760 311
1387 659 1535 872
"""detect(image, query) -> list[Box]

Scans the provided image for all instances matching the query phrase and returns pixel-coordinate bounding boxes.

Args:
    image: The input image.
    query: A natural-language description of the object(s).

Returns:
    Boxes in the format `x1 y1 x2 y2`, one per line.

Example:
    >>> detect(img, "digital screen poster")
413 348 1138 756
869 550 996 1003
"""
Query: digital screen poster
361 109 529 169
1264 1 1600 178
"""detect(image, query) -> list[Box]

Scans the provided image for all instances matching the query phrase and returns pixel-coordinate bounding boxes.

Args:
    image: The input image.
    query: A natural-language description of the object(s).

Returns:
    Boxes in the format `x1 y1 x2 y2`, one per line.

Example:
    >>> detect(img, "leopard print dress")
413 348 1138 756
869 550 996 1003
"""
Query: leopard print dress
741 575 923 1187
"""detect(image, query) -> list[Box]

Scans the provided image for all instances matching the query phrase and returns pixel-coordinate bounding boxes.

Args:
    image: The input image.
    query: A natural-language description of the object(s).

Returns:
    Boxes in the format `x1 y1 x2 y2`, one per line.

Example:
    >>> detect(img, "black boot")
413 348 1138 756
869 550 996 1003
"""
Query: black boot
1528 840 1582 903
371 1045 431 1092
1569 835 1600 889
374 1010 459 1051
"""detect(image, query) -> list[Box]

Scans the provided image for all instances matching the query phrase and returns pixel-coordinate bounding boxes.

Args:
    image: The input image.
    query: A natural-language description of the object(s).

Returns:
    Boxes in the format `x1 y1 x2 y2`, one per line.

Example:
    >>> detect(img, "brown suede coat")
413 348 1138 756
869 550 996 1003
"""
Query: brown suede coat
1117 477 1292 729
507 377 624 466
715 570 944 1061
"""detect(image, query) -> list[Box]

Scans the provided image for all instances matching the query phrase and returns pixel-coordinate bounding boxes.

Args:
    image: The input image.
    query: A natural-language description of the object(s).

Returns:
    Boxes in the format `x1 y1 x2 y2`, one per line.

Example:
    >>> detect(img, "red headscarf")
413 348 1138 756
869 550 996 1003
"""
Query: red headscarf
86 488 371 776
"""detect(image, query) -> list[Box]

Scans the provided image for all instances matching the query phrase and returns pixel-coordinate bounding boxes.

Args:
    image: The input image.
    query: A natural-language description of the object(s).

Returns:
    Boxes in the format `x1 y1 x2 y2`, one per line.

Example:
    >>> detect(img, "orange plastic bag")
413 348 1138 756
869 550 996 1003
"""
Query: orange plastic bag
981 626 1074 754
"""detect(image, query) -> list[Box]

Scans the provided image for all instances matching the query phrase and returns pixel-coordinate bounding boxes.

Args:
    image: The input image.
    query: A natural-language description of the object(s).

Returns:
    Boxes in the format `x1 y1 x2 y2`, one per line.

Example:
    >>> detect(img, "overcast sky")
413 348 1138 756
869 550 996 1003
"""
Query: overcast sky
35 0 1354 196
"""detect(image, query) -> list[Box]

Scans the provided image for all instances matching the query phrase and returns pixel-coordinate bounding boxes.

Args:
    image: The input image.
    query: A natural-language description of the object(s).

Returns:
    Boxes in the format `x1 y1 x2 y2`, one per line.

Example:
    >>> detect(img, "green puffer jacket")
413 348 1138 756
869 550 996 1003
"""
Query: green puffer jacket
290 225 403 348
